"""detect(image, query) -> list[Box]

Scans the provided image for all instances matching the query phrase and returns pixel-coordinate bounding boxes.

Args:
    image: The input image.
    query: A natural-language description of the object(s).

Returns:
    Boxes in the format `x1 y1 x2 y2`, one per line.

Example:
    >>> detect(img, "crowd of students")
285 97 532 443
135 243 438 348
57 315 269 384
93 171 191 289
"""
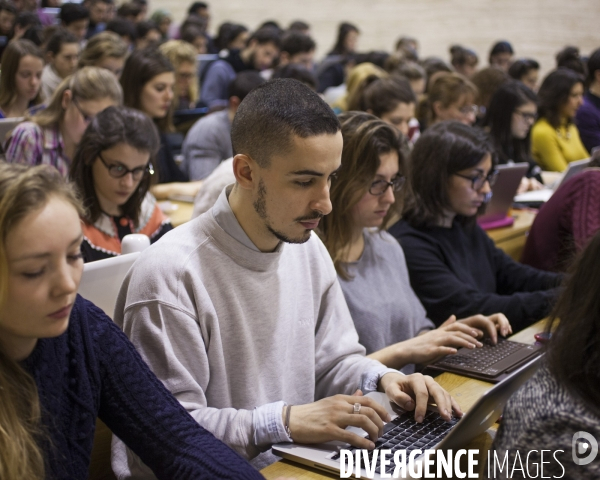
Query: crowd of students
0 0 600 478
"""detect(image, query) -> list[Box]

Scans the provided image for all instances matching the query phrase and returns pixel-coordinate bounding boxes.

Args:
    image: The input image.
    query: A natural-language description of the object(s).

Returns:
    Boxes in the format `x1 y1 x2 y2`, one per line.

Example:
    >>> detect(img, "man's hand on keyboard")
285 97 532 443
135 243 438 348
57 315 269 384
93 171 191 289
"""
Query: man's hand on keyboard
456 313 512 343
378 372 463 424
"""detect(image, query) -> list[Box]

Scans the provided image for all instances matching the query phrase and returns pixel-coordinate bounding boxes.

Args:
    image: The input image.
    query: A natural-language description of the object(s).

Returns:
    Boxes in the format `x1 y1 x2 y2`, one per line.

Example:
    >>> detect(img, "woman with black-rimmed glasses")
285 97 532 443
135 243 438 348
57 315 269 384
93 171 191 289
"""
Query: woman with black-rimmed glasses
319 112 512 373
69 105 172 262
389 121 563 331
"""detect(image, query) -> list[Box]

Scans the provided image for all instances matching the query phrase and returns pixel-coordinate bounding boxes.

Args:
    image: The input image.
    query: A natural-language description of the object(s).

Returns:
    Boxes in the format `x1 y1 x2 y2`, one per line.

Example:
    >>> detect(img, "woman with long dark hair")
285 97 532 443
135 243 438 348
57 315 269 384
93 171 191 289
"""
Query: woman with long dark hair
389 121 563 330
484 80 544 192
328 21 359 56
492 230 600 479
69 106 172 262
120 47 189 183
531 68 589 171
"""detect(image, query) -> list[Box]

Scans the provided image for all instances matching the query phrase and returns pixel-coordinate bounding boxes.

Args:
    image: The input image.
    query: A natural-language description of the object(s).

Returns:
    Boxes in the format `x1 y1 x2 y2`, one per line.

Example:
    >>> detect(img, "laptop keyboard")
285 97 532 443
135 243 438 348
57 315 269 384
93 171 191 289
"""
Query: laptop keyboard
331 410 459 474
432 339 537 377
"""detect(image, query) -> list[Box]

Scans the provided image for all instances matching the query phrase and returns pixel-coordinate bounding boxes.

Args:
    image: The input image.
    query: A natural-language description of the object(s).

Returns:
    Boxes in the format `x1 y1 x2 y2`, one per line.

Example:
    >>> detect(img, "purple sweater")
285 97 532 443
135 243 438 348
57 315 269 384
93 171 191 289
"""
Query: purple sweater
575 91 600 153
521 170 600 272
21 295 263 480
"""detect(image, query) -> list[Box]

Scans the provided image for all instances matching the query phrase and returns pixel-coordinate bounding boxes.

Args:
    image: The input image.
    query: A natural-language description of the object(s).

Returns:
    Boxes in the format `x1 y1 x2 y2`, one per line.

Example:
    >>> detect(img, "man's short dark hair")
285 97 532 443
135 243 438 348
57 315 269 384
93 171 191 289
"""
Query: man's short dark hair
45 28 78 55
281 32 315 56
228 71 265 101
248 27 282 50
106 18 136 41
272 64 317 90
59 3 90 25
0 0 16 15
288 20 309 32
135 20 158 39
361 75 416 116
188 1 208 16
231 78 340 167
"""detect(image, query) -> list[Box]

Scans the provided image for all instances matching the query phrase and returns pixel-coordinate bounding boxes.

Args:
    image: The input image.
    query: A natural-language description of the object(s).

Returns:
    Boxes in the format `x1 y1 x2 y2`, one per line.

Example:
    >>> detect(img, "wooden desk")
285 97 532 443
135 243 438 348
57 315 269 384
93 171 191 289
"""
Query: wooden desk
261 319 547 480
485 209 537 261
161 200 194 227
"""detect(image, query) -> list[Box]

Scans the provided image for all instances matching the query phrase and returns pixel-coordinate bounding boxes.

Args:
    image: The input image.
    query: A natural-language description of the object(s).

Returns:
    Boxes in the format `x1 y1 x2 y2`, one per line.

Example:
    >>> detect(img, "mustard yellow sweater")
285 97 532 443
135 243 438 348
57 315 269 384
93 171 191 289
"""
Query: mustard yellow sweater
531 118 589 172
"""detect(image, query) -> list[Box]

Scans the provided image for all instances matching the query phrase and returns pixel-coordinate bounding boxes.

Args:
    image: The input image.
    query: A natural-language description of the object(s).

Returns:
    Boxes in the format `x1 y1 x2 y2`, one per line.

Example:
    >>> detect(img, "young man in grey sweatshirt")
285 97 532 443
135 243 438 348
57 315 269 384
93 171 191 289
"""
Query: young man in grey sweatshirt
111 78 462 477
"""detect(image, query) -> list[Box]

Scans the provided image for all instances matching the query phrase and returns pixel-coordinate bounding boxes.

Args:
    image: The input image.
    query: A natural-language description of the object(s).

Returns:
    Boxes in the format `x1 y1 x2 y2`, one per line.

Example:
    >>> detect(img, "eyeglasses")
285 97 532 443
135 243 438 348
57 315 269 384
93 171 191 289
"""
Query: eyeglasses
453 169 498 190
369 175 405 195
459 104 479 116
514 110 538 122
72 97 95 124
98 152 154 180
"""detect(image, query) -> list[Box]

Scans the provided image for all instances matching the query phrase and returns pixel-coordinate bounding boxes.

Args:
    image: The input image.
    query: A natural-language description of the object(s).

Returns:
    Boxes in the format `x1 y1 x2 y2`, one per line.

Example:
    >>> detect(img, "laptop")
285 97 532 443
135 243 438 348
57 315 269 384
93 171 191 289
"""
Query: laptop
514 157 591 204
423 337 542 383
477 163 529 230
272 355 542 479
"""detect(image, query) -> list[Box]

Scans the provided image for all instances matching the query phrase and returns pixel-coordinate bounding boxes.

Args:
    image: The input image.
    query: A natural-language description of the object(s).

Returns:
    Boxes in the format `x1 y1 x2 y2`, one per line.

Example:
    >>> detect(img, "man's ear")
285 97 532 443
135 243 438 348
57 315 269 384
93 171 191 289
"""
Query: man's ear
432 100 444 118
228 96 241 111
232 153 256 190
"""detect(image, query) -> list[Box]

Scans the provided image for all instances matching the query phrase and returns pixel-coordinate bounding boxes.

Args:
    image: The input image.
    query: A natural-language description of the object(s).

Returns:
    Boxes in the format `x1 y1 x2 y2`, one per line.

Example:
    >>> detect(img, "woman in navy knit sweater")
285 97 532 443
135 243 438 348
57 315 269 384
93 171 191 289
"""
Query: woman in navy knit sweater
0 163 263 479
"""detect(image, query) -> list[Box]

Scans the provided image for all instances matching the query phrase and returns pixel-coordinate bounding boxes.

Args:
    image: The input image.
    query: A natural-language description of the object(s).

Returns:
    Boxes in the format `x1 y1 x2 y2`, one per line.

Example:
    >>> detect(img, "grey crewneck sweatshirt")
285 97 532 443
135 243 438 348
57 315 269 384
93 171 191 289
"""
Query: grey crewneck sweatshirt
339 230 435 374
111 187 393 477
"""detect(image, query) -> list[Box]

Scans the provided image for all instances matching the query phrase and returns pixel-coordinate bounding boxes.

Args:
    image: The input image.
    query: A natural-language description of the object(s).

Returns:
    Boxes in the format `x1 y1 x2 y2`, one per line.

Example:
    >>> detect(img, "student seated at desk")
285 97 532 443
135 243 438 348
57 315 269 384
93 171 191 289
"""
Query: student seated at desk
319 112 511 374
40 29 80 102
0 39 43 119
0 163 262 480
531 68 589 172
483 80 544 193
492 230 600 479
521 158 600 273
181 71 265 180
111 79 461 476
121 47 188 184
5 67 122 177
69 106 172 262
389 121 563 331
78 31 129 79
159 40 200 111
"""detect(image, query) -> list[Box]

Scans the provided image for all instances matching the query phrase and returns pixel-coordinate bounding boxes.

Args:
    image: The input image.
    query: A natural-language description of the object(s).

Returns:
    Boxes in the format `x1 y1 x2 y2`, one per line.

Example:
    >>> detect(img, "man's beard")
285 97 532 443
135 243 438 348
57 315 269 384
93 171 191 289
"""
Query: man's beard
253 179 322 245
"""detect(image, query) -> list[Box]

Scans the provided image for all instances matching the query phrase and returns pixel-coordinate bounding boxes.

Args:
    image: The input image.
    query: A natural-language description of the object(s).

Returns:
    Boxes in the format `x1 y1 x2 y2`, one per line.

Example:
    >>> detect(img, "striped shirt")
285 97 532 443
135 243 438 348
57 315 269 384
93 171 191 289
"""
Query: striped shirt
5 121 71 177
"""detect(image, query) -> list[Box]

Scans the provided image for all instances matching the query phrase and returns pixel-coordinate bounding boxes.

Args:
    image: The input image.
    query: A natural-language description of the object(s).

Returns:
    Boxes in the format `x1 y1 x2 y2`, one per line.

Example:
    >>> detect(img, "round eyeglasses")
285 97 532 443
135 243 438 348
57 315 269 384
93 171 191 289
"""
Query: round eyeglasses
453 169 499 190
369 175 406 195
98 153 154 180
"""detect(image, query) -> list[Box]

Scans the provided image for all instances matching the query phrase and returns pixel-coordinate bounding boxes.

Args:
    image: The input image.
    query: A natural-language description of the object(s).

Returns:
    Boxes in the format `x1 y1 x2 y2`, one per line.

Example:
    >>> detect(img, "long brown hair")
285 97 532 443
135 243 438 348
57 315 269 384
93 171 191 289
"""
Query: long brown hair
0 39 43 112
319 112 404 279
0 163 83 480
545 230 600 417
120 47 175 133
69 106 159 226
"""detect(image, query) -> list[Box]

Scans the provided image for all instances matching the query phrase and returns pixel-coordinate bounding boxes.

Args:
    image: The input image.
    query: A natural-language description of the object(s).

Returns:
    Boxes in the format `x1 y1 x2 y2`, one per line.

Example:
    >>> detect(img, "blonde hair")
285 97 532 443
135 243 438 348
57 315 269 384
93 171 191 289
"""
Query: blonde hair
29 67 123 128
78 31 128 69
159 40 199 108
428 71 477 124
333 62 388 112
0 163 84 480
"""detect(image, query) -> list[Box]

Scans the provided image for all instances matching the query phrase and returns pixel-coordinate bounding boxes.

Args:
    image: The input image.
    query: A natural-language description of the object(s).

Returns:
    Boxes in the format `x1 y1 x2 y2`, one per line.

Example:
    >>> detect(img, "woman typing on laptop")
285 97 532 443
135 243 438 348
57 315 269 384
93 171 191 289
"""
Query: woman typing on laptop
389 121 563 331
0 163 262 480
319 112 512 372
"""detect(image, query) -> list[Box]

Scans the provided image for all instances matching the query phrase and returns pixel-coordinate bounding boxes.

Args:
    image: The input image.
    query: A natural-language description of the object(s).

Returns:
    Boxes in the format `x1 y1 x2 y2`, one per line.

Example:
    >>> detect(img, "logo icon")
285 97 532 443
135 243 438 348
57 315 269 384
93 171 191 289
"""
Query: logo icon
572 431 598 466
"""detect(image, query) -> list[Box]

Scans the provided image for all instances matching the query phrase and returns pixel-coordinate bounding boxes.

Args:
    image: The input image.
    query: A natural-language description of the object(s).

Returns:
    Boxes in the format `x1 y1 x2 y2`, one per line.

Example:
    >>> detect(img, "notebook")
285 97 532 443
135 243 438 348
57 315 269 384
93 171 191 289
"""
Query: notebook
423 337 542 383
477 163 529 230
272 355 542 479
514 158 591 204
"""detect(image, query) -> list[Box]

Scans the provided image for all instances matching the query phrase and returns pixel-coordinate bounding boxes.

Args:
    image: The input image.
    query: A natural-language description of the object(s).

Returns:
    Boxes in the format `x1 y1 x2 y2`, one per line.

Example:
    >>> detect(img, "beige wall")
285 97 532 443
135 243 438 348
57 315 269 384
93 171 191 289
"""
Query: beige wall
154 0 600 76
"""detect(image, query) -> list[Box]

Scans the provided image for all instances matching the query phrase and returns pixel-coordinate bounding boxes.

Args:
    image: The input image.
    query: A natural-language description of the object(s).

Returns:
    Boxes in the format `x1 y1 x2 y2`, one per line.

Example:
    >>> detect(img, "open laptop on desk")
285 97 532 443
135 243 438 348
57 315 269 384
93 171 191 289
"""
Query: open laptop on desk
514 157 591 205
477 163 528 230
273 355 541 479
423 337 542 383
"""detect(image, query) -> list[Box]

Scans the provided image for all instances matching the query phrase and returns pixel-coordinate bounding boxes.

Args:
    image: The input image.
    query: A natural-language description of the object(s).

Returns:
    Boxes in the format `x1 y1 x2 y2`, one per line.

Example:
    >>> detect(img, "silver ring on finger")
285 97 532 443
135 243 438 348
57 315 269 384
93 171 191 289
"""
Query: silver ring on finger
353 402 361 414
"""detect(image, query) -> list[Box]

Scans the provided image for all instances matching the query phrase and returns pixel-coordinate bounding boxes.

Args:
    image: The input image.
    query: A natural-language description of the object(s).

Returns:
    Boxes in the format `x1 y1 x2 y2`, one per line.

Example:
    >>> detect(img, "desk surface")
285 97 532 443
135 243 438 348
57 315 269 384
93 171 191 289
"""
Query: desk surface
260 319 547 480
485 209 537 244
161 200 194 227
